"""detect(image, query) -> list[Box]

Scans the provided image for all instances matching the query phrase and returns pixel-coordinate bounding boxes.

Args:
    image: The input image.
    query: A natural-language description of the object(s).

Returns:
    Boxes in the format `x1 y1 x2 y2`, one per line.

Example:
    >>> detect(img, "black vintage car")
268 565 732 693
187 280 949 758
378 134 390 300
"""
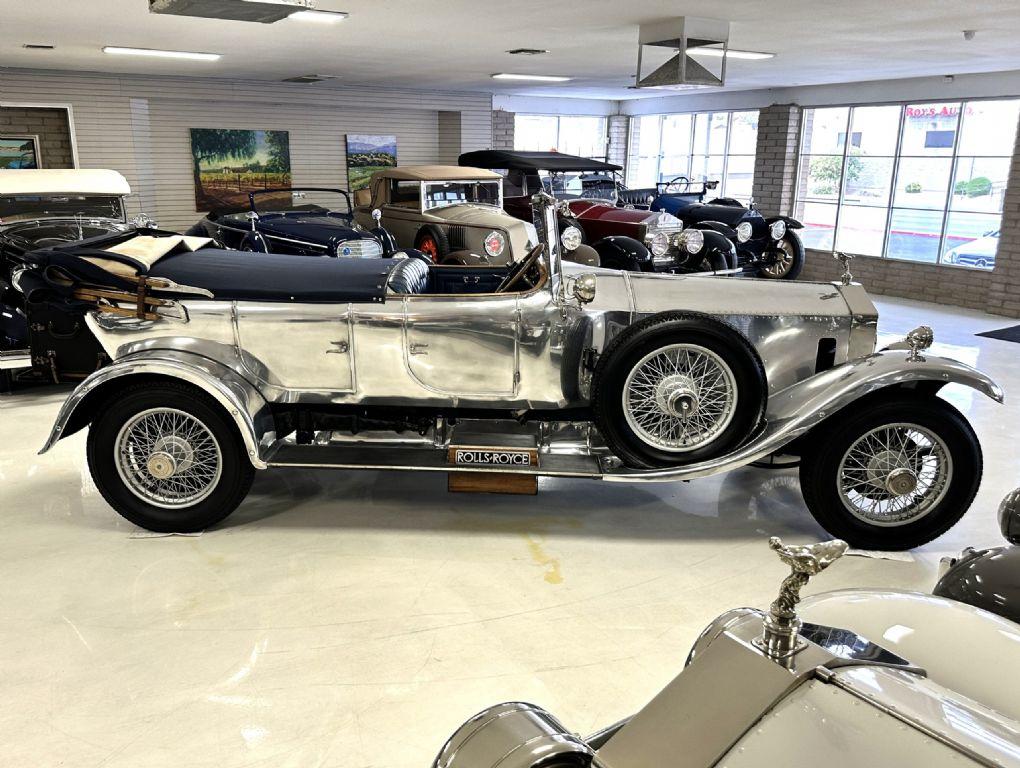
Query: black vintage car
187 187 398 258
459 151 739 275
622 176 807 280
0 169 150 390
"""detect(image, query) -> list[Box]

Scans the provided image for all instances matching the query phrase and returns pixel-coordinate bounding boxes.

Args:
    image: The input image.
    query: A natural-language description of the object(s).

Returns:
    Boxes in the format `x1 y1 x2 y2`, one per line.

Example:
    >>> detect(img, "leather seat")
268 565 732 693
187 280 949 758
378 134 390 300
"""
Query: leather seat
386 255 430 294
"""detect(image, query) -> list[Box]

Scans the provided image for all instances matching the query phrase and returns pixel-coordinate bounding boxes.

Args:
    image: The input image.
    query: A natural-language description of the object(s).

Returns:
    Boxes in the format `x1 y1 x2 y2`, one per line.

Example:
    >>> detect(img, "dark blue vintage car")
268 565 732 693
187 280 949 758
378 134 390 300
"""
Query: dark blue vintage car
619 176 806 280
187 187 398 258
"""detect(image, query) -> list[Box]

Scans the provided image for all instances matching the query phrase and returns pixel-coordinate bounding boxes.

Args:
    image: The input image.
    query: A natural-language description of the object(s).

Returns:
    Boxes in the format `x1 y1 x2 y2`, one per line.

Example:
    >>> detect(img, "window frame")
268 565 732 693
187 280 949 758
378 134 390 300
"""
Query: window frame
627 109 760 201
513 114 609 161
793 96 1020 270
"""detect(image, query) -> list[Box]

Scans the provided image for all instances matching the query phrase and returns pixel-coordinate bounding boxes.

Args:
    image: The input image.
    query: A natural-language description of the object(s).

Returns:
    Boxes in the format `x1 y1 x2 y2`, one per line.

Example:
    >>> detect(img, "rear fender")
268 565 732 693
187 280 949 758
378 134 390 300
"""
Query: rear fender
39 351 273 468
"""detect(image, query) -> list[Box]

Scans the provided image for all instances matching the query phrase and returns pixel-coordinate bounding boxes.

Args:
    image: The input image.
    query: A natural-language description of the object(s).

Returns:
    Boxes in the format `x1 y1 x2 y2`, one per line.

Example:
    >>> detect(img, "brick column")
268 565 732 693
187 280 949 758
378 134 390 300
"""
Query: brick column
491 109 514 150
607 114 629 168
751 104 802 216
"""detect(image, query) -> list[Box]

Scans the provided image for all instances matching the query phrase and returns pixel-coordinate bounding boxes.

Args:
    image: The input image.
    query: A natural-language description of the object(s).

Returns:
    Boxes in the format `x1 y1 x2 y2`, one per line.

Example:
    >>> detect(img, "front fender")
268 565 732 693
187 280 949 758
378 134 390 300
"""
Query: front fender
592 236 651 267
766 214 803 230
689 220 738 240
603 350 1001 482
39 351 273 469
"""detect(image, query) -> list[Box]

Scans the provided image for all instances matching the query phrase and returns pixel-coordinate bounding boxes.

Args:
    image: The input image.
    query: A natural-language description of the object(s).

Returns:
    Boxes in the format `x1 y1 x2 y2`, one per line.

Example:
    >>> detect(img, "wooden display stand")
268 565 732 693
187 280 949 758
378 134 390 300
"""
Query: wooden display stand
447 471 538 495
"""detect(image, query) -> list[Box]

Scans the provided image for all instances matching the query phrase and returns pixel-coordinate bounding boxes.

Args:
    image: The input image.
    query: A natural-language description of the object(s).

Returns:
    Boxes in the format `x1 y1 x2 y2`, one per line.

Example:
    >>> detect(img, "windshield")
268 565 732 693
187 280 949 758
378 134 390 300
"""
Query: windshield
423 180 501 211
0 194 125 225
540 171 618 203
252 189 351 216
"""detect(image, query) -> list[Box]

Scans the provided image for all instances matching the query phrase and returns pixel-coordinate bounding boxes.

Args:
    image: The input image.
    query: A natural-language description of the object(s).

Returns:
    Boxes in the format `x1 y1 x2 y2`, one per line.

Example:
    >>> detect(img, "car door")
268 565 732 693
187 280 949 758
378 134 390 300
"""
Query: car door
402 289 520 398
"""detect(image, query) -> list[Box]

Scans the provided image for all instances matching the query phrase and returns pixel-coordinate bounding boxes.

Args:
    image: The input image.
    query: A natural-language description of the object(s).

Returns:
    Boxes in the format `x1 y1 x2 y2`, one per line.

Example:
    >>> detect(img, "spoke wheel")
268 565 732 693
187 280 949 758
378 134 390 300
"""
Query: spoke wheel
622 344 738 453
115 408 223 508
87 382 255 532
837 423 952 527
799 395 981 550
759 232 804 280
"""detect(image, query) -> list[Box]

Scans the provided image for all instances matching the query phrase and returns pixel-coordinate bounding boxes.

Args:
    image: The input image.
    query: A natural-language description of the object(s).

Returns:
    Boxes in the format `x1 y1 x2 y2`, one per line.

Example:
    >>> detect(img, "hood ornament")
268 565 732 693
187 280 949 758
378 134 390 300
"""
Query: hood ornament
905 325 934 362
753 537 848 660
834 251 854 285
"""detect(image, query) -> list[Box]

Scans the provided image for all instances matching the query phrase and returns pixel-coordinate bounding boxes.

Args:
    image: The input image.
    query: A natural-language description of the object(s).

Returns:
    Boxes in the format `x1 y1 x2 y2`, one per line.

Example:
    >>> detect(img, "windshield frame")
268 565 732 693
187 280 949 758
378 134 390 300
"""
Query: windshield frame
539 169 621 204
249 187 352 217
0 193 127 226
420 179 503 213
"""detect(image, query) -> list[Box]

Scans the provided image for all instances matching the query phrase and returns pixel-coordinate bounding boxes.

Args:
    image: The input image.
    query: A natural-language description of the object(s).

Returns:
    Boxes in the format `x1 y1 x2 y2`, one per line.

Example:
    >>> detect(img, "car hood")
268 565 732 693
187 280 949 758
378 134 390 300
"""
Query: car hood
252 214 364 242
667 201 760 227
424 204 516 228
801 588 1020 724
567 200 656 226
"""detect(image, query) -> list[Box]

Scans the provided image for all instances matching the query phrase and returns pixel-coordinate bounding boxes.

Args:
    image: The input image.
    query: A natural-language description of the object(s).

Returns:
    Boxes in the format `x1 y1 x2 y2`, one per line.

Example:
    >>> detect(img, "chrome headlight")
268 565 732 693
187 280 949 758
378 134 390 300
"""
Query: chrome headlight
560 226 583 252
678 228 705 255
484 230 507 258
769 220 787 240
736 222 753 243
645 230 669 258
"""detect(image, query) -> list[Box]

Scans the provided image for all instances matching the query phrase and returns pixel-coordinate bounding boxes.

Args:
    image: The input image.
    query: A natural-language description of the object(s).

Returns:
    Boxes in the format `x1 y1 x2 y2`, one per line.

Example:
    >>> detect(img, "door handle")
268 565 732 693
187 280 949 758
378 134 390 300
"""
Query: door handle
326 340 349 354
409 342 429 356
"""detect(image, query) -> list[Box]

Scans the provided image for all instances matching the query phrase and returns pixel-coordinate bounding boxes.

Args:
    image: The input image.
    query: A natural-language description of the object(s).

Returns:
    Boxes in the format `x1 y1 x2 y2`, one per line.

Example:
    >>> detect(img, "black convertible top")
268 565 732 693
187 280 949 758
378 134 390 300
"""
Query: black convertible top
459 150 622 173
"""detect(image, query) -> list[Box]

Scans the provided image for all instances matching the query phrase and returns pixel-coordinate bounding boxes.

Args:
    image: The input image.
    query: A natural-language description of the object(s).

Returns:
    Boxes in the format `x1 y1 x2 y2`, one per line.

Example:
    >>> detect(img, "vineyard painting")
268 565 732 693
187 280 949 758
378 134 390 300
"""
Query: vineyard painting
190 128 292 211
345 134 397 191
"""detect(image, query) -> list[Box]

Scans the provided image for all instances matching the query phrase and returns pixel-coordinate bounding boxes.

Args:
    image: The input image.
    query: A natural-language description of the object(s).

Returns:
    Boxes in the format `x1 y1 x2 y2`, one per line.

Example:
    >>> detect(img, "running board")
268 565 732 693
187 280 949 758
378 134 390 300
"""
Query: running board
0 350 31 371
264 441 604 478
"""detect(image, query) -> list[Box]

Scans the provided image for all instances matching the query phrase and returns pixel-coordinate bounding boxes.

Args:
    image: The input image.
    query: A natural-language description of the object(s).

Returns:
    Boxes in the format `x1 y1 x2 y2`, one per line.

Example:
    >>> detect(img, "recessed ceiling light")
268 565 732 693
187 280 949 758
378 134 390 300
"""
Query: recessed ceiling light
686 47 775 60
491 73 572 82
288 9 348 22
103 46 221 61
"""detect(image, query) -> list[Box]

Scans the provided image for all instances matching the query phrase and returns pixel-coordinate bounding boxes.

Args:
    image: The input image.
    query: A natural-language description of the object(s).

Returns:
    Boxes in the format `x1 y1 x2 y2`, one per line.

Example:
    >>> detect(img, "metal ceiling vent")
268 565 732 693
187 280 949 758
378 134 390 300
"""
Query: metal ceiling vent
148 0 306 24
281 74 338 83
635 16 730 89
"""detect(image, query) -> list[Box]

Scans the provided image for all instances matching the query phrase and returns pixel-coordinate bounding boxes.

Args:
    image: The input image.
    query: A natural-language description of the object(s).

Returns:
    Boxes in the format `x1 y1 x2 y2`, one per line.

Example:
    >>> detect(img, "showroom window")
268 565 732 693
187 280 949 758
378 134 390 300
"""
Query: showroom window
626 110 759 201
514 114 608 160
794 99 1020 269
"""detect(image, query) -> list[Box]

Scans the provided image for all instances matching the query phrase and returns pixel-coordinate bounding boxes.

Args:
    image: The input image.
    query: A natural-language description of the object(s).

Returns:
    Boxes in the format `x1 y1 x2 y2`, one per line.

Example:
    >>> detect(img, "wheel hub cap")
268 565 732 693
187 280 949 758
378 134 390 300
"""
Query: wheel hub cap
656 376 700 418
146 451 177 480
885 467 919 496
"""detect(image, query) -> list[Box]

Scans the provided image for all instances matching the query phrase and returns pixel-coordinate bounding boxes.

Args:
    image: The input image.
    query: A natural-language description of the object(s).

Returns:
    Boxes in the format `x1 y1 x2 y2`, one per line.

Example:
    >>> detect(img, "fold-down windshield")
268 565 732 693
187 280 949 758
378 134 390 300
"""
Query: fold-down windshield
251 189 352 216
0 194 125 225
422 180 501 211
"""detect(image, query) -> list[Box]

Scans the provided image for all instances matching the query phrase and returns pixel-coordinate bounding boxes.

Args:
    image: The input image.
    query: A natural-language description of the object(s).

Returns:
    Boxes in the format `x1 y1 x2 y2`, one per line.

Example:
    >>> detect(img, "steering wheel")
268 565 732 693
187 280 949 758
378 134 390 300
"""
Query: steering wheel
663 175 691 192
496 244 545 293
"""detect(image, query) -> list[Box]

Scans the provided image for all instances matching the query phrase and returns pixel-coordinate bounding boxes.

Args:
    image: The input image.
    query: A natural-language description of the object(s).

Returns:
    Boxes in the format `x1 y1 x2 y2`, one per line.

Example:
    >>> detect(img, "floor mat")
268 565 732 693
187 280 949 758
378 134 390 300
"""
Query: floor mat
977 324 1020 343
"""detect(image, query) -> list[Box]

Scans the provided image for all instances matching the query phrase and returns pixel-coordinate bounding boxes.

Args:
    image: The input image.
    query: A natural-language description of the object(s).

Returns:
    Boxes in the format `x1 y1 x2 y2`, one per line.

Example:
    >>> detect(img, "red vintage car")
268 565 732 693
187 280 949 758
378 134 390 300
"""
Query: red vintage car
459 150 737 275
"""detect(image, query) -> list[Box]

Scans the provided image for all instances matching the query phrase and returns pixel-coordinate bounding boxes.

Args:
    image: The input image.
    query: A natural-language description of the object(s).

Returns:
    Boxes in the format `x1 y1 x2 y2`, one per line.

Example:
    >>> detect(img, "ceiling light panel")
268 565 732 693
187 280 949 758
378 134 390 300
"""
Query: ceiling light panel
491 73 572 82
686 47 775 60
288 9 348 22
103 46 222 61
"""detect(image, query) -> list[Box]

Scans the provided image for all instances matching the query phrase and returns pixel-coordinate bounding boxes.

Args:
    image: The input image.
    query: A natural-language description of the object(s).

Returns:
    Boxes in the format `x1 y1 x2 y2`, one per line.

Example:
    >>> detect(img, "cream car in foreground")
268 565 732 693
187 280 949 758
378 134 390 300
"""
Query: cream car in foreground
434 537 1020 768
352 165 597 266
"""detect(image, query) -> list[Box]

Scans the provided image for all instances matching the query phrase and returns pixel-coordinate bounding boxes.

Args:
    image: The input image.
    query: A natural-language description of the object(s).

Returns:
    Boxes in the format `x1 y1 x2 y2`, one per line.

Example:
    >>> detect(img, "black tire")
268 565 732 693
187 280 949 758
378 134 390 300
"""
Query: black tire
414 225 450 261
799 394 982 550
759 231 805 280
86 381 255 532
592 313 767 469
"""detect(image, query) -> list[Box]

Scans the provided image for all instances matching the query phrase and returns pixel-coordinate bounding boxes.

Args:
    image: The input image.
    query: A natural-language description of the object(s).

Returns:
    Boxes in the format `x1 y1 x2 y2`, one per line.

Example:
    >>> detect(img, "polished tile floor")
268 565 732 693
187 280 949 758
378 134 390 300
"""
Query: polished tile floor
1 296 1016 768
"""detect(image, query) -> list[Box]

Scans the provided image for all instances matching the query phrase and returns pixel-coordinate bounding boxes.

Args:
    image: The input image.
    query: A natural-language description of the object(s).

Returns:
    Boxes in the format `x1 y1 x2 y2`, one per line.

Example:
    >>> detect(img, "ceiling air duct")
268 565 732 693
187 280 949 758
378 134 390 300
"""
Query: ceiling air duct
148 0 306 24
635 17 730 90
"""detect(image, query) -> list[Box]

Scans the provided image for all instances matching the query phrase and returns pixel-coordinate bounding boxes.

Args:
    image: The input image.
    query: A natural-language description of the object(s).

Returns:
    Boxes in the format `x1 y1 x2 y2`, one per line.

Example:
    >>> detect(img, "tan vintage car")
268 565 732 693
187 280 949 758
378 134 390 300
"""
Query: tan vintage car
352 165 597 266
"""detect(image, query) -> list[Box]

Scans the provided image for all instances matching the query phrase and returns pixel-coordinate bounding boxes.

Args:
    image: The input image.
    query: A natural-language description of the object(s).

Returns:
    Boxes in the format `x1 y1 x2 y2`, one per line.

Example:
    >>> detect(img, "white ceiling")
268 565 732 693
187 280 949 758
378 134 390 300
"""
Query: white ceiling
2 0 1020 101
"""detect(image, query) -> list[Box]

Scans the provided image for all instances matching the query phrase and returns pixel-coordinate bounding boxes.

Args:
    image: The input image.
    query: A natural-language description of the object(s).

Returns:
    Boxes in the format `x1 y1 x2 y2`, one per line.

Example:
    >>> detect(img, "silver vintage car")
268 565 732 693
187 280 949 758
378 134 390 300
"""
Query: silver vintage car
433 537 1020 768
35 192 1000 548
352 165 598 266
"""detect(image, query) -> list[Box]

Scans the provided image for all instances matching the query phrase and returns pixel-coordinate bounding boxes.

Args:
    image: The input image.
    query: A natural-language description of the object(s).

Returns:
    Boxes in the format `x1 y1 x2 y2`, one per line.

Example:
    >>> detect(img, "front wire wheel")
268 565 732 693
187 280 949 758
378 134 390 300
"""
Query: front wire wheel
760 231 805 280
800 396 981 550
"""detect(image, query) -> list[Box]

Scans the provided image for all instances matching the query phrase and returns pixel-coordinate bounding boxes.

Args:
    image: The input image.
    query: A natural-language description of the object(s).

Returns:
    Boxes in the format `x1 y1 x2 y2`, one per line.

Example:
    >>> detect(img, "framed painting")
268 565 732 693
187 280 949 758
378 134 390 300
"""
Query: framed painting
190 128 291 211
346 134 397 191
0 135 41 169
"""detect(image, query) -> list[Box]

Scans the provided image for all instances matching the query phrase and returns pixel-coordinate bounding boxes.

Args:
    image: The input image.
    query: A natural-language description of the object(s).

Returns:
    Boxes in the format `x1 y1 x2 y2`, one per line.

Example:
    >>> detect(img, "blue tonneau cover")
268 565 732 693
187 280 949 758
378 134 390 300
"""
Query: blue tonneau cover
26 230 395 304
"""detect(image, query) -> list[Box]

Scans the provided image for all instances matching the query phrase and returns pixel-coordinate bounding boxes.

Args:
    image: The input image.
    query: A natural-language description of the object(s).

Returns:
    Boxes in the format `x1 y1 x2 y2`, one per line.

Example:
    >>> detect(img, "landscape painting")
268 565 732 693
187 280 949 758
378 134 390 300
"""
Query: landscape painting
0 136 40 169
190 128 291 211
346 134 397 191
